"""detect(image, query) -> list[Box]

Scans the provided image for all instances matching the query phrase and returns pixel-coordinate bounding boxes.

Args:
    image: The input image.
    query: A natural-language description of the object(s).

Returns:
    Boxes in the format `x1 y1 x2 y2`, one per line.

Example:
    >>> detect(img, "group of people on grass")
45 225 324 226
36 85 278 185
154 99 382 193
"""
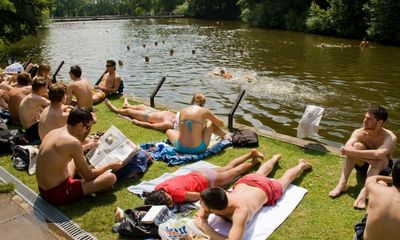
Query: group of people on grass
1 58 399 239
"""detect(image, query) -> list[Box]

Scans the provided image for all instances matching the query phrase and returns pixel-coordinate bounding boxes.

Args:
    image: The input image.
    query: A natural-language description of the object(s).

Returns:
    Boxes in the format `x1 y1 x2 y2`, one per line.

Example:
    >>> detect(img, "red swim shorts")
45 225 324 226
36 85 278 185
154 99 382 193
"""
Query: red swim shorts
39 177 84 204
234 173 283 206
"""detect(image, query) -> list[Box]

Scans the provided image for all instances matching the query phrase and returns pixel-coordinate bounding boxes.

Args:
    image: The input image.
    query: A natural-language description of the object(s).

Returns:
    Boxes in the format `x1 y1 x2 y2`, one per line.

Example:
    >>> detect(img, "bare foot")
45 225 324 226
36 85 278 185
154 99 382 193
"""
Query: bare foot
104 99 118 113
329 185 347 198
114 207 124 223
299 159 312 171
122 95 130 108
353 197 366 210
250 149 265 161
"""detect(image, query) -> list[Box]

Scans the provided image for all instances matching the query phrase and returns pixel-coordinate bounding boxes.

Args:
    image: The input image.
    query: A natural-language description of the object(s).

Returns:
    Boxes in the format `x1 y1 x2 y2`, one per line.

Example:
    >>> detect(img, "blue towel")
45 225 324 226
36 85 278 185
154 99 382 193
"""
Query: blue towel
140 140 232 166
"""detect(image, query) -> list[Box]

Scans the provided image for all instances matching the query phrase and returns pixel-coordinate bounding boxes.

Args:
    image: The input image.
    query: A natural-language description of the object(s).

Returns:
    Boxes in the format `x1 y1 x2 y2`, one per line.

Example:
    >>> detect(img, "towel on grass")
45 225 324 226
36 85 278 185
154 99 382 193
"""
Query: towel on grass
140 139 231 166
207 184 308 240
128 161 308 240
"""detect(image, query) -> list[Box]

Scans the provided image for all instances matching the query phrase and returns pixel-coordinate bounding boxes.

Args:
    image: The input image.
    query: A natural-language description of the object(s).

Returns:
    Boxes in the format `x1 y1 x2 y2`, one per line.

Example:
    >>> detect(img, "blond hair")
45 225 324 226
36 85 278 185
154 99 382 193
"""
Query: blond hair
191 93 206 107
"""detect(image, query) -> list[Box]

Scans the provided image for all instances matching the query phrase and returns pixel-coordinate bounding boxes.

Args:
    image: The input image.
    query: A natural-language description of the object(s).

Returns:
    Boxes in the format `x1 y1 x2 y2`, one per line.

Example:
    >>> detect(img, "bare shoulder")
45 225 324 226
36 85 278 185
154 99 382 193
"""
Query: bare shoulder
384 128 397 140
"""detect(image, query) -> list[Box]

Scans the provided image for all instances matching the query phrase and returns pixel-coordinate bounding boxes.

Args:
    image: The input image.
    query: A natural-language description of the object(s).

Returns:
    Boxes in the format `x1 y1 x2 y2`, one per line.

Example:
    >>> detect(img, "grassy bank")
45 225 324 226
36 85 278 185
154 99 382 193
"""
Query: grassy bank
0 97 365 239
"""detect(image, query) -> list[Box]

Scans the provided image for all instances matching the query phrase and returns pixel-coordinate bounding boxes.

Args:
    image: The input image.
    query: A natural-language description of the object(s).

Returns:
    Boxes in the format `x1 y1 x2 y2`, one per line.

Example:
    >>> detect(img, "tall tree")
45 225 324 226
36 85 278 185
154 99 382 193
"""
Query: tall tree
0 0 53 44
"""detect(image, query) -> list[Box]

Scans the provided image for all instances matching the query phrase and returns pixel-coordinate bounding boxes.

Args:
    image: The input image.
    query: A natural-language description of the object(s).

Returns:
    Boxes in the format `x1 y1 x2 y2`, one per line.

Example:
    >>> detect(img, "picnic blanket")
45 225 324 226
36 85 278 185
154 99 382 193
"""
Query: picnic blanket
140 139 231 166
128 161 308 239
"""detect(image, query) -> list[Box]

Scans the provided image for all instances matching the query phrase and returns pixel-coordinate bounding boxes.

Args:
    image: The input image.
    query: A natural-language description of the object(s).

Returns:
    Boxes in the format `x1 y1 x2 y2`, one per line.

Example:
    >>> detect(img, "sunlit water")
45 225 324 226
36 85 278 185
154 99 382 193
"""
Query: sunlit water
3 18 400 155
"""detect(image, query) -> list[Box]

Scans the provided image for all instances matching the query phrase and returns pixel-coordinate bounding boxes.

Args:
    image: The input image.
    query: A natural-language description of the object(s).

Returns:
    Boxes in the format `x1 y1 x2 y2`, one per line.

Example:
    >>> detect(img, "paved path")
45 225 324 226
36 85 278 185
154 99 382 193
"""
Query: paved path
0 192 70 240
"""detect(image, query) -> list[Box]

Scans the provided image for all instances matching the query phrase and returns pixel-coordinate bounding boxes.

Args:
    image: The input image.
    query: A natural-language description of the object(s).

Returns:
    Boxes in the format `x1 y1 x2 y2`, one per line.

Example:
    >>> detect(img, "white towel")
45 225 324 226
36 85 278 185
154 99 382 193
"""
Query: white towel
208 184 308 240
127 161 216 196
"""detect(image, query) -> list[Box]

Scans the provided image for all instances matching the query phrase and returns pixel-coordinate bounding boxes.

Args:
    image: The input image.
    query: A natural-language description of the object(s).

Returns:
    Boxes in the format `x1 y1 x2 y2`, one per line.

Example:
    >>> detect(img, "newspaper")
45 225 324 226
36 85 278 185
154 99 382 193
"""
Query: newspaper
86 125 139 168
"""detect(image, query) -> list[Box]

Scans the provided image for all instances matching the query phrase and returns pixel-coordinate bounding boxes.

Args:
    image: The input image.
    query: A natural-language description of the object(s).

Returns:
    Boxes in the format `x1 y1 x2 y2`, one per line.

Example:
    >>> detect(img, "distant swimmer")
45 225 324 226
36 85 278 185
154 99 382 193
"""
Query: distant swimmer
162 40 165 44
155 42 158 46
214 69 232 79
170 49 175 56
239 49 244 56
142 44 146 48
360 38 369 49
144 56 150 63
127 45 130 51
192 50 196 54
118 60 123 66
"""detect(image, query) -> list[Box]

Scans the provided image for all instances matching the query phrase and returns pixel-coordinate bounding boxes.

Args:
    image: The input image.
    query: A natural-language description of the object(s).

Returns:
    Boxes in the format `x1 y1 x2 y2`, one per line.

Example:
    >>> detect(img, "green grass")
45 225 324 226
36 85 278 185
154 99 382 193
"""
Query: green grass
0 97 365 239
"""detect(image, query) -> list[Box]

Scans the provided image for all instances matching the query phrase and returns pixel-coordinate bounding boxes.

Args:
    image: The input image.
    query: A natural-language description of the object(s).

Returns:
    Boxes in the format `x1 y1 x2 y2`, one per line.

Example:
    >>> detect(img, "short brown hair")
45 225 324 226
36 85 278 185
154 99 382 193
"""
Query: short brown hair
32 77 47 92
69 65 82 78
48 83 66 102
17 72 31 86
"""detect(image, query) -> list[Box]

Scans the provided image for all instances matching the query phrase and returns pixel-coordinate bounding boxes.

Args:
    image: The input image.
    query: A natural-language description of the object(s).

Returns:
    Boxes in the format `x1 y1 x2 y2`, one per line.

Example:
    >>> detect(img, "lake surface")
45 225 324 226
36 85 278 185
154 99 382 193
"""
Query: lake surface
3 18 400 155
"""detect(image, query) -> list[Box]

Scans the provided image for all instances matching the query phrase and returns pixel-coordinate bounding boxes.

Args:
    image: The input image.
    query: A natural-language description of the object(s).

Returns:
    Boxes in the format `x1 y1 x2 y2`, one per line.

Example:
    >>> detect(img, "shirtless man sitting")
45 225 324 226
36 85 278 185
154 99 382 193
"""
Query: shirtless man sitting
36 108 122 204
329 106 397 209
353 160 400 240
38 83 70 140
166 93 226 154
193 155 312 240
144 149 264 207
65 65 96 109
8 72 32 124
94 60 121 102
19 77 50 143
104 98 176 131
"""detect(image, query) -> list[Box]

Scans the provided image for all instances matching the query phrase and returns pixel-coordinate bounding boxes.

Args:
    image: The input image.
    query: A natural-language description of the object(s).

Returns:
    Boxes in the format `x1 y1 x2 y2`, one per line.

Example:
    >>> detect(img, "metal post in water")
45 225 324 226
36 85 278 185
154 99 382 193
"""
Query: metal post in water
52 60 65 83
23 57 32 69
228 89 246 132
150 76 166 108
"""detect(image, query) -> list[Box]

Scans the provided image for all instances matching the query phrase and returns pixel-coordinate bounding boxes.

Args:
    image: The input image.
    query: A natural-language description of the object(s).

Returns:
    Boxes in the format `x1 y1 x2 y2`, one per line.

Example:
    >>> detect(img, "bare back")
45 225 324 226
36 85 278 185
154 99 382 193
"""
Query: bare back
178 106 212 147
36 127 81 190
19 93 50 129
8 86 31 123
67 79 93 108
364 185 400 240
148 111 175 124
38 105 69 140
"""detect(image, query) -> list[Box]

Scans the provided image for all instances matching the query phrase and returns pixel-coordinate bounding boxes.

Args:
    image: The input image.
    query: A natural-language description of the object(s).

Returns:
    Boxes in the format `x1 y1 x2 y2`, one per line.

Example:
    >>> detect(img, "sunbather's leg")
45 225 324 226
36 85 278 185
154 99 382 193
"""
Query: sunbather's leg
122 96 154 111
81 171 117 195
276 159 312 192
166 129 179 144
216 149 263 171
105 99 146 121
255 154 282 176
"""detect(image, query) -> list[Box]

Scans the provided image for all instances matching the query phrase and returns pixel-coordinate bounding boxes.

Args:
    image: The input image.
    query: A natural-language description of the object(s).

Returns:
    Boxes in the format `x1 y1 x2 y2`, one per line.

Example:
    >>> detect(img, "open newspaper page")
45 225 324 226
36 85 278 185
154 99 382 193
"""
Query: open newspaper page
86 126 139 168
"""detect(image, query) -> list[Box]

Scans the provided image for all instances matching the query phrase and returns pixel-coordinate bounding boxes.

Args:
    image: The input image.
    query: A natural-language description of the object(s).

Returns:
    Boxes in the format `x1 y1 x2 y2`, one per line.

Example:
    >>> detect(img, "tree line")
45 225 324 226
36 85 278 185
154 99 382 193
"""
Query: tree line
1 0 399 45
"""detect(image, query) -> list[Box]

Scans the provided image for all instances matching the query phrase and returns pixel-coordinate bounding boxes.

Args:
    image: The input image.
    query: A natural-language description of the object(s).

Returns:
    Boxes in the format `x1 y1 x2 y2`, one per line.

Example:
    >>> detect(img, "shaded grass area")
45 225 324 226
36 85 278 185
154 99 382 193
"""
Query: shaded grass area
0 97 366 239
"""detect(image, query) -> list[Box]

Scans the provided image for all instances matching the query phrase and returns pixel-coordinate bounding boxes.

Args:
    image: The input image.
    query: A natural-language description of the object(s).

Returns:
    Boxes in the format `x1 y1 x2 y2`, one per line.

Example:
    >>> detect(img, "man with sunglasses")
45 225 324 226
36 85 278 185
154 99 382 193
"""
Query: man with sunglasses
36 108 122 204
94 60 121 102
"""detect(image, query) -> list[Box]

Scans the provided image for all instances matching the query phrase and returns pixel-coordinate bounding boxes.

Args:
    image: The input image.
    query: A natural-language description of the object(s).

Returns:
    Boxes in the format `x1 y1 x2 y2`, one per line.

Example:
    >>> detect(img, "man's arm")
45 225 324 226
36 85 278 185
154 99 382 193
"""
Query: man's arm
184 191 200 202
65 84 74 105
205 109 224 127
340 132 397 161
131 119 172 131
70 142 121 181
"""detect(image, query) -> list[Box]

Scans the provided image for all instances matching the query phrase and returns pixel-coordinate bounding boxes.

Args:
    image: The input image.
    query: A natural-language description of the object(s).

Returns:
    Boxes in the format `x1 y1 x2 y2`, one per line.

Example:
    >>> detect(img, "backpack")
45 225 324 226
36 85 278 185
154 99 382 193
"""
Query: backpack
0 129 29 154
231 129 259 147
112 205 160 238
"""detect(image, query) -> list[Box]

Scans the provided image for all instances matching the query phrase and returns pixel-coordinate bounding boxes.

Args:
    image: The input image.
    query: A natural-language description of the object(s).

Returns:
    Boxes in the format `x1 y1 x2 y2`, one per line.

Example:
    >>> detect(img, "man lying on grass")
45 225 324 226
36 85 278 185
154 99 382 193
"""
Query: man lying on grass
193 155 312 240
144 149 264 207
36 107 122 204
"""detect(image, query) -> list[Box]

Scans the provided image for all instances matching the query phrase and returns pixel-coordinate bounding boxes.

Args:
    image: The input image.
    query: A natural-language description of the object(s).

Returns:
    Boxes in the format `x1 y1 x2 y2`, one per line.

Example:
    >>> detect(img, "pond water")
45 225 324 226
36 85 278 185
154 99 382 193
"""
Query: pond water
3 18 400 155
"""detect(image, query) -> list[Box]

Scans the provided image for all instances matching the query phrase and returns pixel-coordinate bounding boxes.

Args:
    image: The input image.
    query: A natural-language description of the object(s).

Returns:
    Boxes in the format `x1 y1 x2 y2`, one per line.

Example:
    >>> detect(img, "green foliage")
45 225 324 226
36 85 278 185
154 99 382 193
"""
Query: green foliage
238 0 311 31
187 0 241 20
306 2 333 34
0 0 53 44
364 0 400 44
173 1 189 15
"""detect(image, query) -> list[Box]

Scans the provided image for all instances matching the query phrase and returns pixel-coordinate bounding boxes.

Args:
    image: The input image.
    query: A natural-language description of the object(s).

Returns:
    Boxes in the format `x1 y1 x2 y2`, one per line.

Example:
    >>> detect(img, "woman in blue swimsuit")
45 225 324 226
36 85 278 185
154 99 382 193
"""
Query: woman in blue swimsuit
166 93 226 154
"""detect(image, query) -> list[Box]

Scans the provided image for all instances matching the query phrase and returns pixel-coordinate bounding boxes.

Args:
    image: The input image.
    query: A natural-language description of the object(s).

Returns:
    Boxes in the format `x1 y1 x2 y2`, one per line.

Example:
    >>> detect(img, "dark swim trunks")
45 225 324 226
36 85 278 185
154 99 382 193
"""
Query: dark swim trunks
355 159 394 176
25 121 40 143
354 214 368 240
